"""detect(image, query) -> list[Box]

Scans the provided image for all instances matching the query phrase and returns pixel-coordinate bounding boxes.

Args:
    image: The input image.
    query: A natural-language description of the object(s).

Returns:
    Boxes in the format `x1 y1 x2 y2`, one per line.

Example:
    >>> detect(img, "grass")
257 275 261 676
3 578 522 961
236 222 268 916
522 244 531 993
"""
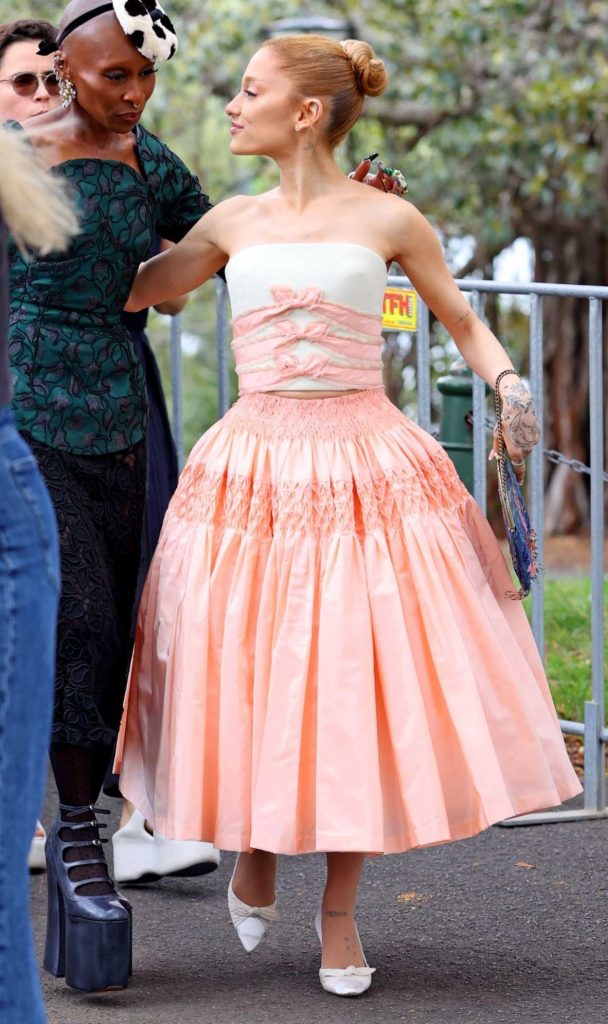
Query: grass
534 578 608 723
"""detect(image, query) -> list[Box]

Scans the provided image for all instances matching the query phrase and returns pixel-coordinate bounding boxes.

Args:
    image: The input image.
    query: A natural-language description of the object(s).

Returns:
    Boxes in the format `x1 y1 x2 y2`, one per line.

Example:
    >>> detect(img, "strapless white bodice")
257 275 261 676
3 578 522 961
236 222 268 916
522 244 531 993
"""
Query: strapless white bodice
225 243 387 394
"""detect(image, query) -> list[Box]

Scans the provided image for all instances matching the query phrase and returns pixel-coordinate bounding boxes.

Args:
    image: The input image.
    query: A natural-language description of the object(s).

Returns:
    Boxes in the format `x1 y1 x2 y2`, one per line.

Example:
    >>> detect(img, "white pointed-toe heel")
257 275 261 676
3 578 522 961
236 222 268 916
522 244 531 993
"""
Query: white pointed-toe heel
28 821 47 872
112 809 220 884
315 909 375 997
227 877 278 954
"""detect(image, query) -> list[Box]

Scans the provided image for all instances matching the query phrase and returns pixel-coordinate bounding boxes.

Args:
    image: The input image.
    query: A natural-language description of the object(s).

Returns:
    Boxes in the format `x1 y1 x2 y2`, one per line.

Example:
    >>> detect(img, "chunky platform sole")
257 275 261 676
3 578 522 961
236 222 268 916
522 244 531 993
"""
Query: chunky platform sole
112 809 220 884
44 877 132 992
123 859 219 884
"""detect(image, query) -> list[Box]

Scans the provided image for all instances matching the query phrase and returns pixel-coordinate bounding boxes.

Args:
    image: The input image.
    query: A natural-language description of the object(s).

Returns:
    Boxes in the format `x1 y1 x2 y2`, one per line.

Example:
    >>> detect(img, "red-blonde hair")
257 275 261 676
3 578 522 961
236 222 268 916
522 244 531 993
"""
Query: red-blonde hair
262 35 388 148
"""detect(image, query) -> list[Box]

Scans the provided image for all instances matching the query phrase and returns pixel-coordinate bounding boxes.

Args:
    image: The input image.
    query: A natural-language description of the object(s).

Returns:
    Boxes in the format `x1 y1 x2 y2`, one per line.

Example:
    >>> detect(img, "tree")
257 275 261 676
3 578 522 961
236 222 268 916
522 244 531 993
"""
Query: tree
342 0 607 534
3 1 605 529
146 0 608 531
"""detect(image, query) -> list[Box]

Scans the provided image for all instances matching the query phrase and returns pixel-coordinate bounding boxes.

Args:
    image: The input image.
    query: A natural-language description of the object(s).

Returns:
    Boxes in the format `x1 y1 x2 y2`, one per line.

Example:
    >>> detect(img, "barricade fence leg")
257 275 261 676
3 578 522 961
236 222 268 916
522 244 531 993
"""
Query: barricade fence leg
170 313 184 470
587 297 606 809
529 293 545 657
215 278 230 418
470 291 488 515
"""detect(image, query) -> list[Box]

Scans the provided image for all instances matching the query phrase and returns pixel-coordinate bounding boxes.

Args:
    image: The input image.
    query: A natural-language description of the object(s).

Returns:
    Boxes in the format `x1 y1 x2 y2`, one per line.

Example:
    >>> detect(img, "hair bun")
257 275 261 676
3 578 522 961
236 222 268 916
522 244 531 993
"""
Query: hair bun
340 39 388 97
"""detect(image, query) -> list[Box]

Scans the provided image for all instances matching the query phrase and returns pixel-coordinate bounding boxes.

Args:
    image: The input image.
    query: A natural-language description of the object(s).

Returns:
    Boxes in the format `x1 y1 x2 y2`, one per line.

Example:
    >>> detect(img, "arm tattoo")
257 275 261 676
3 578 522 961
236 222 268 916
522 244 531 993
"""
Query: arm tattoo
326 910 348 918
500 380 541 452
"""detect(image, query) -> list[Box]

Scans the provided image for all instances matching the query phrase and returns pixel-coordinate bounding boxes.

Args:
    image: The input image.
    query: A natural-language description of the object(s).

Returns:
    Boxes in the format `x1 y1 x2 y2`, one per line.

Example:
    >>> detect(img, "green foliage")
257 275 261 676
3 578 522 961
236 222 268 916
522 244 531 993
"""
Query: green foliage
2 1 603 451
0 0 57 18
530 578 608 723
16 1 603 236
3 3 602 677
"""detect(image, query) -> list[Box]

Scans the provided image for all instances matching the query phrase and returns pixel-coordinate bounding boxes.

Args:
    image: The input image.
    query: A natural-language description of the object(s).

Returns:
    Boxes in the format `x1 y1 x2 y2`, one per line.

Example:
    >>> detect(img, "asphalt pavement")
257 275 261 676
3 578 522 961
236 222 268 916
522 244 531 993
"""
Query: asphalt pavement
32 787 607 1024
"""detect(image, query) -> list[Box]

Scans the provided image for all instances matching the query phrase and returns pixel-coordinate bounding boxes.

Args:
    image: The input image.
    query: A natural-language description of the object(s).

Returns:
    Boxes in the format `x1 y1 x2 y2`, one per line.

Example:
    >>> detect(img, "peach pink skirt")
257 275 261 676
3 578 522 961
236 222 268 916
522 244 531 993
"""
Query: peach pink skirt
115 390 581 854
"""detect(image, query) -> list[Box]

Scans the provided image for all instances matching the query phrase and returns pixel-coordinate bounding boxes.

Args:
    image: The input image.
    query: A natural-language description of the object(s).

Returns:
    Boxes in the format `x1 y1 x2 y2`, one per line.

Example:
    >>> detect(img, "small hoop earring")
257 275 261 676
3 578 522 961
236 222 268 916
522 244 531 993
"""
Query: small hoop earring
53 55 76 108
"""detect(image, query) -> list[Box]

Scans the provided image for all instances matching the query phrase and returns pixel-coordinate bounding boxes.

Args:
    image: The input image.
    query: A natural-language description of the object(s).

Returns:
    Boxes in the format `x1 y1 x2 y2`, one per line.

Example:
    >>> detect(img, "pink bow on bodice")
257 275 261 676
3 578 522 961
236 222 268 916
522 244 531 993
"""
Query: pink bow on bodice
270 286 324 312
274 350 330 380
231 283 385 393
232 286 382 347
273 319 331 346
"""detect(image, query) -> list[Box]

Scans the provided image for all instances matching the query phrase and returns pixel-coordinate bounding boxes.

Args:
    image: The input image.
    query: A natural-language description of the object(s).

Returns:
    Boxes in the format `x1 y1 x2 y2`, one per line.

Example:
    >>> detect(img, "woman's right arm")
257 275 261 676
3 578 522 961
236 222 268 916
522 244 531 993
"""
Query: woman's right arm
153 239 191 316
125 209 228 312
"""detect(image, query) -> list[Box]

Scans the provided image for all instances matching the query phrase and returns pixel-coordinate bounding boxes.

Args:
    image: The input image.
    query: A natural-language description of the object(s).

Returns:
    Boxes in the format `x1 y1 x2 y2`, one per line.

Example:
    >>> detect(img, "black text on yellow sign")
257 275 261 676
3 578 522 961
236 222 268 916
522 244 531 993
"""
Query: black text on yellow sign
382 288 417 332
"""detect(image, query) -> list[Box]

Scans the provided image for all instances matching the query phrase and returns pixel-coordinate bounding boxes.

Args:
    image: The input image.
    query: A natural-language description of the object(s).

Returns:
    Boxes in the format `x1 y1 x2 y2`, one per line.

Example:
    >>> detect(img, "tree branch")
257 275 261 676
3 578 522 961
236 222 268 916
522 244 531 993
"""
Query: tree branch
373 100 455 129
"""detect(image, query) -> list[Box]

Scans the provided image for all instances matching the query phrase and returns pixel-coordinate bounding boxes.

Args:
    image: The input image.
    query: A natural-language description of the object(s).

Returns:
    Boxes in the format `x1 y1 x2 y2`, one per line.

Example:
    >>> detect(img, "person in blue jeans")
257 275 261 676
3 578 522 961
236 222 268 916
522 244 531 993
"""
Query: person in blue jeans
0 124 78 1024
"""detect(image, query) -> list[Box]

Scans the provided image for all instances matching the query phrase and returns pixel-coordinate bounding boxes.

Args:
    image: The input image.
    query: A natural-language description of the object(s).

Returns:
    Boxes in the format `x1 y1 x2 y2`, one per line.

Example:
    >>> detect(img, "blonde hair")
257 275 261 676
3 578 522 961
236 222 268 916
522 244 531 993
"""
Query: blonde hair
0 125 79 256
262 35 388 148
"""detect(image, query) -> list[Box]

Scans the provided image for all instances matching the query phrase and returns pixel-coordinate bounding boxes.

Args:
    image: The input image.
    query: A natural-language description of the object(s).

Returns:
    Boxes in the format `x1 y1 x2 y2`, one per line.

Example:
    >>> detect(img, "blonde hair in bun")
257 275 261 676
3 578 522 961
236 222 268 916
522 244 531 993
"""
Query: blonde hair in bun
262 34 389 148
340 39 388 98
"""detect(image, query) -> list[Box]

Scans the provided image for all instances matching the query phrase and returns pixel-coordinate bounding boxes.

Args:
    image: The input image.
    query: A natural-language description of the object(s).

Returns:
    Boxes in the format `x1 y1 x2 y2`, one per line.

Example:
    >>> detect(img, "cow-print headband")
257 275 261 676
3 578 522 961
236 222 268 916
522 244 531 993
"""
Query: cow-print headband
38 0 178 64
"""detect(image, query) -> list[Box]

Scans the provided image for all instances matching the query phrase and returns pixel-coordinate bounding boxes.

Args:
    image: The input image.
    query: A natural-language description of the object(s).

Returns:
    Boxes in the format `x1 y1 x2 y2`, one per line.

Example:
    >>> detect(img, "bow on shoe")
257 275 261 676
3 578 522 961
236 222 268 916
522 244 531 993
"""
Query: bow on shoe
321 965 376 977
228 886 279 926
227 880 279 954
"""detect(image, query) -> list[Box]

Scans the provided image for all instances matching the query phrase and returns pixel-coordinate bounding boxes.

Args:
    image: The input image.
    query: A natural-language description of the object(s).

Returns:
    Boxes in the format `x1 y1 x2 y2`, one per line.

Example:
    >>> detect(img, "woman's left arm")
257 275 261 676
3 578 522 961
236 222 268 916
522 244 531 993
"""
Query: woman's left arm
392 202 540 474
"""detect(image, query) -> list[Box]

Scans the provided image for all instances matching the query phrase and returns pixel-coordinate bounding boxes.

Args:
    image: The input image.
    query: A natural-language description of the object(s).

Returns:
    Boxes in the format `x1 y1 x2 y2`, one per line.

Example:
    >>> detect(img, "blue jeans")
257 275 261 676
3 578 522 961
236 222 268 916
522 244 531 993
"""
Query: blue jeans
0 407 59 1024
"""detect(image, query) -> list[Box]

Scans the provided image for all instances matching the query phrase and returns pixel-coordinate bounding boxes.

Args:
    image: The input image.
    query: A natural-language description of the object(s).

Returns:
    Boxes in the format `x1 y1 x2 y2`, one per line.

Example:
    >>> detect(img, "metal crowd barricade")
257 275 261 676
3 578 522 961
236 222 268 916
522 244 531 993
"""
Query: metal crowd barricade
171 274 607 824
169 280 231 471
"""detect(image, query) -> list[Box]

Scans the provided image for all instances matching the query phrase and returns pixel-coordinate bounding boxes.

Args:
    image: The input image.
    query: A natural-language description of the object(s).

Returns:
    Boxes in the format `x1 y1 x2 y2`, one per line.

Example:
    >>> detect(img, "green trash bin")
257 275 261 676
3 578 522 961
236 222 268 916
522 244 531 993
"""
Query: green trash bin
437 361 475 495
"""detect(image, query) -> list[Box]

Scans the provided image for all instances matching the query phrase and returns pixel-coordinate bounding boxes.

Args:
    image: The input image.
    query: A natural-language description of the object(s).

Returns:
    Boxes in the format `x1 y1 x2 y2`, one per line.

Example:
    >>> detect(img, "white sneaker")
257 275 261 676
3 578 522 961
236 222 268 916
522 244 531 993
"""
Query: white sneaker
28 820 46 872
111 809 220 884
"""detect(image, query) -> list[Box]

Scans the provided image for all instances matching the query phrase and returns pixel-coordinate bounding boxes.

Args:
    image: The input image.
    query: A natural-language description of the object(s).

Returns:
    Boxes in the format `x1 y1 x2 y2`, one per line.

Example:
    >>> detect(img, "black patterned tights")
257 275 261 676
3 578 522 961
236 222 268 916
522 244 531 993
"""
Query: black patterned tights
25 438 146 896
50 743 115 896
26 439 147 895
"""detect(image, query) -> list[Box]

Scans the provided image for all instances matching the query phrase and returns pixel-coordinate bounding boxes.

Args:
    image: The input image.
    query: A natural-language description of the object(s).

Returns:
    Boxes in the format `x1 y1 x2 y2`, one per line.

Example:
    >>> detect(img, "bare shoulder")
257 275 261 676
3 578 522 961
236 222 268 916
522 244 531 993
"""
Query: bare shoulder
200 190 279 246
215 193 256 211
376 196 440 260
372 193 426 233
346 174 409 209
346 183 442 268
204 193 261 228
212 191 274 221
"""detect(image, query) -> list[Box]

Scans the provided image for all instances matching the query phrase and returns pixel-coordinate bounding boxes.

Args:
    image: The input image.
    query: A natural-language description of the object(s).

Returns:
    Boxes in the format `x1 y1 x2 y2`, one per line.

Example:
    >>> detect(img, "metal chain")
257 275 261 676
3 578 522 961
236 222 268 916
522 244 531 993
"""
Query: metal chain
481 416 608 483
542 449 608 482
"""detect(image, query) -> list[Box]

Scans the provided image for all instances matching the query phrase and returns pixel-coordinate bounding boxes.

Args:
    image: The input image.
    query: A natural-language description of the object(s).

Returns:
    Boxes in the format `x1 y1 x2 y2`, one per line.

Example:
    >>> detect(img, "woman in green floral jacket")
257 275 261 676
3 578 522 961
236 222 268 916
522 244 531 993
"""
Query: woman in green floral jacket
7 0 210 994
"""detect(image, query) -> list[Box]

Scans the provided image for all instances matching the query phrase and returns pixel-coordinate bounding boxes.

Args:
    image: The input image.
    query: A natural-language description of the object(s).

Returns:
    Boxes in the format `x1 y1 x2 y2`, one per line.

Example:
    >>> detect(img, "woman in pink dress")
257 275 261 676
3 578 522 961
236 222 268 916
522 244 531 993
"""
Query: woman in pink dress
115 34 581 998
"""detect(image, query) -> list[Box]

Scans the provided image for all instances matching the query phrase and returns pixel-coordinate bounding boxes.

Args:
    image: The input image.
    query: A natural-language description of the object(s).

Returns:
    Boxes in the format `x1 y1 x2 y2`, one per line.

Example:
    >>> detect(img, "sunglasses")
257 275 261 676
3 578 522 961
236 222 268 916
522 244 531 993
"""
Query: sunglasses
0 71 60 97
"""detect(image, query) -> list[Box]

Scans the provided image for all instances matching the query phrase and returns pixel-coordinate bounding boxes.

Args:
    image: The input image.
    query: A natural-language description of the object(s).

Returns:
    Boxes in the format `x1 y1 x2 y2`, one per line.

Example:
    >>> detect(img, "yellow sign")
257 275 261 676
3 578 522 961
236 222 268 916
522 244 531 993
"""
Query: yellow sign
382 288 417 332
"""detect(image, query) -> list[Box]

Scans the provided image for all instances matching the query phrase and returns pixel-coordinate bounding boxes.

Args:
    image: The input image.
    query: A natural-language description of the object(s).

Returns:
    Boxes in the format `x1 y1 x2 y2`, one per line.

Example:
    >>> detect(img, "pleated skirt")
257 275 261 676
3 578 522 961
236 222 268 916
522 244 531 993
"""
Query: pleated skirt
115 389 581 854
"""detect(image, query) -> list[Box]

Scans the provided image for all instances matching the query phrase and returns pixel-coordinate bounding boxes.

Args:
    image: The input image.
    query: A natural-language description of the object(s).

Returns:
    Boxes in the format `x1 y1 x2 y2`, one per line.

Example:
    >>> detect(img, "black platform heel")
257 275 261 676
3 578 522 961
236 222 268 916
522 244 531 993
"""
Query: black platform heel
44 804 132 992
